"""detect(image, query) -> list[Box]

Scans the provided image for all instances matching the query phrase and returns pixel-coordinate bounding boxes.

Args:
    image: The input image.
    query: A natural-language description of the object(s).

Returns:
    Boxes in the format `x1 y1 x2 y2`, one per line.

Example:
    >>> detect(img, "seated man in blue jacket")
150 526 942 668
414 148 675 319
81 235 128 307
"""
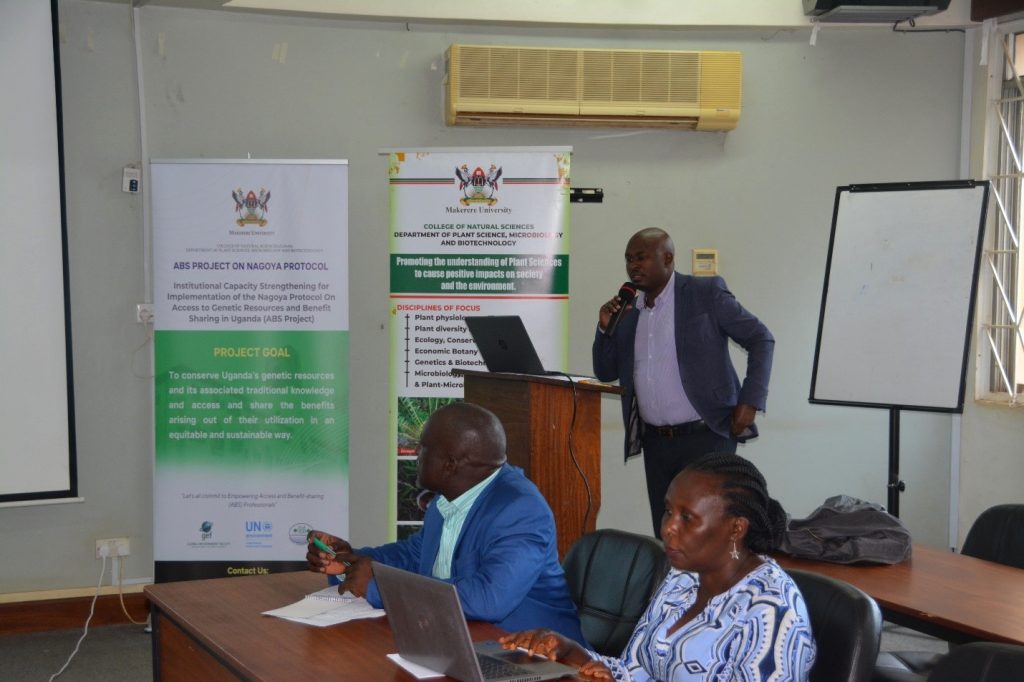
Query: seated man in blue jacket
307 402 586 644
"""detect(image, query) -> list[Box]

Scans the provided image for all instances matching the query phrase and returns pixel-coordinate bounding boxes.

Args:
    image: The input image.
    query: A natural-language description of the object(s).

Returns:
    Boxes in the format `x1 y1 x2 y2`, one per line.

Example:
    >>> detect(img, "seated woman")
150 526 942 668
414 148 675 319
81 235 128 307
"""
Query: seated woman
501 452 817 681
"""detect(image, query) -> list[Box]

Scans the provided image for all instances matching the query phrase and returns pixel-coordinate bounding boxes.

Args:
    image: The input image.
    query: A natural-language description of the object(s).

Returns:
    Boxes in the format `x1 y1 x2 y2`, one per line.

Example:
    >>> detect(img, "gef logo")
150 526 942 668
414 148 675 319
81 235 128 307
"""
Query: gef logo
246 521 272 532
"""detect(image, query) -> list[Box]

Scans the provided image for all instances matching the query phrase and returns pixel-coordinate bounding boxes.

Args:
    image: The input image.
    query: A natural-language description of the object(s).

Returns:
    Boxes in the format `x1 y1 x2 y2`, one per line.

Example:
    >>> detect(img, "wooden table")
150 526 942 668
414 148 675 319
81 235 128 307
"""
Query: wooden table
777 544 1024 645
145 571 505 681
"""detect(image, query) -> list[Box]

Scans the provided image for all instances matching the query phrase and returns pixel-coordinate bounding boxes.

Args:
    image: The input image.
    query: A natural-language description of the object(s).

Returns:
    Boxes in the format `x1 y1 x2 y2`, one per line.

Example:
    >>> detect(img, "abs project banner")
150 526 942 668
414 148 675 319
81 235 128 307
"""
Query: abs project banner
387 148 570 538
152 160 349 582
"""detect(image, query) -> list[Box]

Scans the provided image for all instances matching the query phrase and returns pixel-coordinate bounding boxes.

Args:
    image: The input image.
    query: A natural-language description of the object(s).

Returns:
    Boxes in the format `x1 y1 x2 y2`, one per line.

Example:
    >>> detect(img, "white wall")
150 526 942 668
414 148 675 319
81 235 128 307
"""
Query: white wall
0 0 974 595
221 0 972 28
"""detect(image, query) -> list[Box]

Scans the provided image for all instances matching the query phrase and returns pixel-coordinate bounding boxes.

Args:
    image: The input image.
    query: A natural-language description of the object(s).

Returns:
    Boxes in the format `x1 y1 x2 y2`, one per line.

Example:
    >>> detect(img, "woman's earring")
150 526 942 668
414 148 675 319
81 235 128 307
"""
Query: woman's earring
729 540 740 560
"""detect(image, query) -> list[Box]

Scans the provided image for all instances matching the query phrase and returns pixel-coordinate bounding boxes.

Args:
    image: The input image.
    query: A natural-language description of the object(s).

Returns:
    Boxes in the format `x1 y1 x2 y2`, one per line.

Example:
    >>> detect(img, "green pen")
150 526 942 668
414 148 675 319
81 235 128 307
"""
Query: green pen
311 536 352 569
311 536 337 558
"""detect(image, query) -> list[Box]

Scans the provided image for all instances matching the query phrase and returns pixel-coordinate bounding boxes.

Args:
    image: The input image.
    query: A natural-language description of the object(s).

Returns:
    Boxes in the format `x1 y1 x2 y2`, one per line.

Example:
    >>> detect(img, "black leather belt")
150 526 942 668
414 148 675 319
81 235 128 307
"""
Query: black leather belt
645 420 708 438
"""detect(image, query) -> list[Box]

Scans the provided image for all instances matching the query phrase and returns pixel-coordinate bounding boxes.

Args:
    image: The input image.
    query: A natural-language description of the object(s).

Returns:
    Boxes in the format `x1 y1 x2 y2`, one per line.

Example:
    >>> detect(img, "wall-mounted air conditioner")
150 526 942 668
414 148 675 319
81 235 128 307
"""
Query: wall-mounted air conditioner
803 0 952 23
444 44 742 131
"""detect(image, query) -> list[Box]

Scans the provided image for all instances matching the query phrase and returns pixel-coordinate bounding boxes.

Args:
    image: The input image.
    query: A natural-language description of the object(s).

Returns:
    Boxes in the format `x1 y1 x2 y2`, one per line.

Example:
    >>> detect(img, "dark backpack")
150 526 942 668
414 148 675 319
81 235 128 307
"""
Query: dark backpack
781 494 912 564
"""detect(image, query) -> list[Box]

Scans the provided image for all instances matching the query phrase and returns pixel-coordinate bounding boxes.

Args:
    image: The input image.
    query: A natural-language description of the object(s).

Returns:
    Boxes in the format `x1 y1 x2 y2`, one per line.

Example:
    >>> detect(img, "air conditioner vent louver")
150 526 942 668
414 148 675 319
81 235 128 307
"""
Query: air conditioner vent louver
446 44 741 131
455 45 580 103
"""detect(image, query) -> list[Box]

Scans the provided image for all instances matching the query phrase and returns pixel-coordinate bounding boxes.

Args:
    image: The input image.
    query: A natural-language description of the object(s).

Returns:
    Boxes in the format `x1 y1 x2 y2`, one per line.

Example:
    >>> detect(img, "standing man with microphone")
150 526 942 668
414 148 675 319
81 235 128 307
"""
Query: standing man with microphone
593 227 774 537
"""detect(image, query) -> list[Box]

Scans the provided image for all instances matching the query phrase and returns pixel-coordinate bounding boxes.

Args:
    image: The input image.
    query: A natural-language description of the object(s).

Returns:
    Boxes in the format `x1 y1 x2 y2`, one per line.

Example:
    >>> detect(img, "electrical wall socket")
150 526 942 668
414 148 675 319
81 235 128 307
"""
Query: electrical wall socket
95 537 130 559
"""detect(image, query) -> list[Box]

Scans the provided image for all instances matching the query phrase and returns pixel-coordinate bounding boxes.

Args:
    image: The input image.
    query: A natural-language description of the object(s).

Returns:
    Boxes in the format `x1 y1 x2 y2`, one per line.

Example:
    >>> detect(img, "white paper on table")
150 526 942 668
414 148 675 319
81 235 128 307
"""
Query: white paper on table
386 653 446 679
262 586 385 627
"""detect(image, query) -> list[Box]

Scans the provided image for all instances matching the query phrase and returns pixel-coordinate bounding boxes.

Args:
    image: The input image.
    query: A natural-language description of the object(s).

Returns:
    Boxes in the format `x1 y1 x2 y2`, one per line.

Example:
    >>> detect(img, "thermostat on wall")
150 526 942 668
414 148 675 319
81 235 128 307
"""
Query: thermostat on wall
691 249 718 276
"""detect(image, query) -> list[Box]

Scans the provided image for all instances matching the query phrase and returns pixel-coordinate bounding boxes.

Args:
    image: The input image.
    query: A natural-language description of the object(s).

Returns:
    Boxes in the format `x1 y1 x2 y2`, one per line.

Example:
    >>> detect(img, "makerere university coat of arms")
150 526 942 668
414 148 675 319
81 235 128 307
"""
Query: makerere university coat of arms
454 164 502 206
231 188 271 227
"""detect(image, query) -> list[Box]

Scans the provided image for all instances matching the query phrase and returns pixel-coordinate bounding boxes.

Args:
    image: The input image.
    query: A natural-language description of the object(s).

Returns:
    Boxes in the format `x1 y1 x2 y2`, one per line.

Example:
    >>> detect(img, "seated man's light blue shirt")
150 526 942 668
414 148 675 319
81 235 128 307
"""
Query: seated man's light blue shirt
432 467 501 579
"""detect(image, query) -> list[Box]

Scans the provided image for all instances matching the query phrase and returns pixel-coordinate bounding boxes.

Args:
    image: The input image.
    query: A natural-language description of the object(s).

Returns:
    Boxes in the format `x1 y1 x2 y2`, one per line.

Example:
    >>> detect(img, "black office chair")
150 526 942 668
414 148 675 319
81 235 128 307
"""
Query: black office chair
561 529 667 657
961 504 1024 568
874 639 948 682
787 568 883 682
875 504 1024 682
926 642 1024 682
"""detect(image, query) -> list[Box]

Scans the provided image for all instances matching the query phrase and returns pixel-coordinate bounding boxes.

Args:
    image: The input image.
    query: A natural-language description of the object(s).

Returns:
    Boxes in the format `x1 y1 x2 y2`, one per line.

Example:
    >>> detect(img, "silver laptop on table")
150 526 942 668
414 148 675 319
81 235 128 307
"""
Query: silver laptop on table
372 562 577 682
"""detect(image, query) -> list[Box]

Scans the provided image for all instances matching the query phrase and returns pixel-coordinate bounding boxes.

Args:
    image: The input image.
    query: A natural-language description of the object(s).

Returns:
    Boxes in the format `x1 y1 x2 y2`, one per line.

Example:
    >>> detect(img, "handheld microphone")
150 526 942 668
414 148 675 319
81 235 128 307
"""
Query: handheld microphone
604 282 637 337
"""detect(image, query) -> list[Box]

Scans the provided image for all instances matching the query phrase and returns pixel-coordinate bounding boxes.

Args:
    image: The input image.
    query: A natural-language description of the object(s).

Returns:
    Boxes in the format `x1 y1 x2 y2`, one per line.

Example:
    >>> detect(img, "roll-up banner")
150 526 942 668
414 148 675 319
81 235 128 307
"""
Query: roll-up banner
151 160 349 582
386 148 571 538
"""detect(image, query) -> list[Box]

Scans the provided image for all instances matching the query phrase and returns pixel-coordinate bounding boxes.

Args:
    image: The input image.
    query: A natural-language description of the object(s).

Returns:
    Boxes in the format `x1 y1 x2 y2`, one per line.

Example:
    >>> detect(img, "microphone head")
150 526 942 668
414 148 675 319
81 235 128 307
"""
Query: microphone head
617 282 637 304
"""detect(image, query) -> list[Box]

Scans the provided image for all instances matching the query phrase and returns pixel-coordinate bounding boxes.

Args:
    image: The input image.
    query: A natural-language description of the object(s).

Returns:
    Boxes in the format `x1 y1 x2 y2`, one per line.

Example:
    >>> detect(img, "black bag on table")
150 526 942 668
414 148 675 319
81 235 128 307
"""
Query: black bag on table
781 494 912 564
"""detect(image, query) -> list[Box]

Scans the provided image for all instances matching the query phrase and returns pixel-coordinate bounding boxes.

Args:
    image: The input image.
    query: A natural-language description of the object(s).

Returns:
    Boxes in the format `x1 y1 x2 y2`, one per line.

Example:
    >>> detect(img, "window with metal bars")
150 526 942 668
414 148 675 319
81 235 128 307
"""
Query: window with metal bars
981 31 1024 403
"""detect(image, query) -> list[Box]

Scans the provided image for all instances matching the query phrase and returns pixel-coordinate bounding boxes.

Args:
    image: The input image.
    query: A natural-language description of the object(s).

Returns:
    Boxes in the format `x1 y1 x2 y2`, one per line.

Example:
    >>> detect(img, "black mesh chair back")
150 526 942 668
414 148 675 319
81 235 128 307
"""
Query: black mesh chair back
561 529 667 657
786 568 882 682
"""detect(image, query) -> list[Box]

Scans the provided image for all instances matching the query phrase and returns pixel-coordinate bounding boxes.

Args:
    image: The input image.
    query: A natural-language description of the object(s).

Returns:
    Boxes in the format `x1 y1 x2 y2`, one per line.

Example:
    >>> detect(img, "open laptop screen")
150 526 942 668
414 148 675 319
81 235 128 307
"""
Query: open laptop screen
372 562 577 682
463 315 546 375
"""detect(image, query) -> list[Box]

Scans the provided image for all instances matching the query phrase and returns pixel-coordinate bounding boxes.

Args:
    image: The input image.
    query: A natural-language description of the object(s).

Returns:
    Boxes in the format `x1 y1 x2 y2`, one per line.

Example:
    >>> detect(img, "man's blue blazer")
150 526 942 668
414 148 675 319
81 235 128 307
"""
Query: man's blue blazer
593 272 774 460
354 464 586 644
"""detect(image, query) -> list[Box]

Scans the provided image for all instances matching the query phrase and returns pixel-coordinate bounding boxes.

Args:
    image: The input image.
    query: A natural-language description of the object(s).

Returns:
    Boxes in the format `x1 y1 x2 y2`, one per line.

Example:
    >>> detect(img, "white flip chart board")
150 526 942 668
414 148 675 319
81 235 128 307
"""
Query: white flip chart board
810 181 988 412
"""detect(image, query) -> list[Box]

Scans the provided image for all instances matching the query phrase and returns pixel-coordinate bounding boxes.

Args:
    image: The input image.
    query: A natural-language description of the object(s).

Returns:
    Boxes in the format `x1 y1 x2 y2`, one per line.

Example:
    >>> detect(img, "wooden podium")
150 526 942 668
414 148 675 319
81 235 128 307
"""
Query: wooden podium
455 369 620 558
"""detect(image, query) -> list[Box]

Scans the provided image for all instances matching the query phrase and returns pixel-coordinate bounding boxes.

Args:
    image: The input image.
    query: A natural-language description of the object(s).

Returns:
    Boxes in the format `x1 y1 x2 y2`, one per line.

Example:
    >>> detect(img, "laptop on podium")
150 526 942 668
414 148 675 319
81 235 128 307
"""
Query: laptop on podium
372 562 577 682
463 315 547 375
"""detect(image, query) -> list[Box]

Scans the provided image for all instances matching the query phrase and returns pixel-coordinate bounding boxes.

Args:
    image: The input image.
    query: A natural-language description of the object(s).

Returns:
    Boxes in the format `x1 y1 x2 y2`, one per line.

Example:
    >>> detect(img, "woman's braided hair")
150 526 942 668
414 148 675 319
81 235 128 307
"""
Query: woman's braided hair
684 452 788 554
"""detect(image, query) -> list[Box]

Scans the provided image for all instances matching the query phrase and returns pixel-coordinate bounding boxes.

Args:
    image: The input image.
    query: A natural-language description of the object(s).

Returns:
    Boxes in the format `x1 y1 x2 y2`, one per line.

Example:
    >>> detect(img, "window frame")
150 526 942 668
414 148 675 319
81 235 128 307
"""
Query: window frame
977 20 1024 406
